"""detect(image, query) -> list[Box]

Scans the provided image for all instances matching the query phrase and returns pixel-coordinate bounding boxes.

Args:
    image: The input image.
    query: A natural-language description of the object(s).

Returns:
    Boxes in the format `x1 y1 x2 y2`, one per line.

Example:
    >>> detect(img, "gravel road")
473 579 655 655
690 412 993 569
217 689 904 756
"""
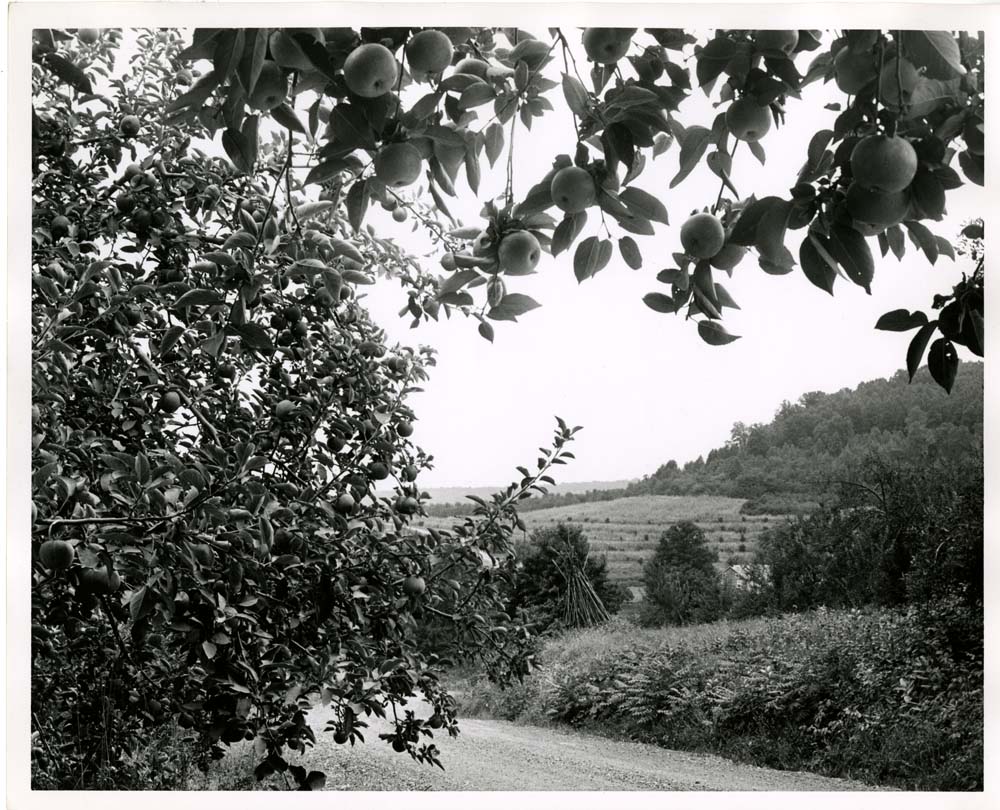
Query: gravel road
304 702 880 791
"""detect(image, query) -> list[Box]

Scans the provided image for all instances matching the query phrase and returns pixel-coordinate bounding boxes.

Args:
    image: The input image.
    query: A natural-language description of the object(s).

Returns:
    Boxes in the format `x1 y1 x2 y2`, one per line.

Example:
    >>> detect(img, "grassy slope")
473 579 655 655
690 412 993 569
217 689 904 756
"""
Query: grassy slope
415 494 782 588
452 607 983 790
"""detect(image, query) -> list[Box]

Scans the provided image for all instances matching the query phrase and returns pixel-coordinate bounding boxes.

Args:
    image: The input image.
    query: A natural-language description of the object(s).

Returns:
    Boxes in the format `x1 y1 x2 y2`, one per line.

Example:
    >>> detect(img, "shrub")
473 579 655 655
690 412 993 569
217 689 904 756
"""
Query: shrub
640 522 722 626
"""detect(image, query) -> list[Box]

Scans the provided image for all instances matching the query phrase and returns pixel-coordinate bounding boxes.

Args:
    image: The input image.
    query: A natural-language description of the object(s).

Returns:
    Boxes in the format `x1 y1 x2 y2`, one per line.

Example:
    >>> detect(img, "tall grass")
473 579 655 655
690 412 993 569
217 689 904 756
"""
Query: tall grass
453 603 982 790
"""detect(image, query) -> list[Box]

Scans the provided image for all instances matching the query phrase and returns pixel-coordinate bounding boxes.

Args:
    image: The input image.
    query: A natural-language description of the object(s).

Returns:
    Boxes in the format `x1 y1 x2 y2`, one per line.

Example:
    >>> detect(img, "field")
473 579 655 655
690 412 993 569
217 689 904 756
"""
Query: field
414 494 781 589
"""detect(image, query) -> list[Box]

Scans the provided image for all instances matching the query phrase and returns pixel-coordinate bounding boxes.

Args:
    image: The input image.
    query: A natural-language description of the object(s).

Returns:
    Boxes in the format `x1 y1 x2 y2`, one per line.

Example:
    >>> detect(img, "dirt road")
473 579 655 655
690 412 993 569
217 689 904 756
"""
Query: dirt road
304 703 879 791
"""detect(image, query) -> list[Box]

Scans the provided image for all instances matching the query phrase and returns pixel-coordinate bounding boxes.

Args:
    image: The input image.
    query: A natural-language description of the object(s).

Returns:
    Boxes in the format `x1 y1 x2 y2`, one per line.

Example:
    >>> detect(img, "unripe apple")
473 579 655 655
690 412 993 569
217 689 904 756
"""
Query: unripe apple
119 115 141 138
680 213 726 259
159 391 181 413
402 575 426 596
249 61 288 111
550 166 597 214
582 28 633 65
78 29 101 45
374 142 423 188
754 30 799 56
850 135 918 193
39 539 75 570
497 231 541 275
343 43 398 98
726 98 772 143
405 30 454 75
453 57 489 78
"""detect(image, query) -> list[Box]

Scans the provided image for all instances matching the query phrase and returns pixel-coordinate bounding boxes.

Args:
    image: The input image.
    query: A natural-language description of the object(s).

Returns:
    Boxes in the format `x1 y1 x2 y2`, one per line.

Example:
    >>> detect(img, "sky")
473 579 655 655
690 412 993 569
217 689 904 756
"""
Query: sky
351 30 986 488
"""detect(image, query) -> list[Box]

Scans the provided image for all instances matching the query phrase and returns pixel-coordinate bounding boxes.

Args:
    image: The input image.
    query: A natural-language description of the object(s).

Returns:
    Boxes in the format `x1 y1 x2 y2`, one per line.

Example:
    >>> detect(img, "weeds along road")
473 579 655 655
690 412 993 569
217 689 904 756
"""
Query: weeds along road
305 703 880 791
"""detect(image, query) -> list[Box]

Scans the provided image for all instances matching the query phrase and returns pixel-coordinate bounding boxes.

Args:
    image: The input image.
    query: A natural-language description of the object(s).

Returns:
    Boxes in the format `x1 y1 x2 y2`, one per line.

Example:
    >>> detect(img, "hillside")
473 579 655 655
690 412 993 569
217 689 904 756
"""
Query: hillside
427 363 982 517
402 479 631 508
416 495 777 589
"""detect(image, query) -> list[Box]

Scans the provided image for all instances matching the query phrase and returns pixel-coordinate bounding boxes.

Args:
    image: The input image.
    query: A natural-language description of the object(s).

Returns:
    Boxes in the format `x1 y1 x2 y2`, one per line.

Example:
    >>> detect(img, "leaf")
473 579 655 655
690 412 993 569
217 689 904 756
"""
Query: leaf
484 122 504 168
174 289 224 308
827 224 874 293
295 201 334 220
304 156 364 185
900 31 965 79
904 220 940 264
561 73 589 116
697 321 740 345
706 150 739 197
927 337 959 393
478 321 495 342
696 37 738 88
237 29 267 98
328 104 376 151
619 187 669 225
714 283 740 310
271 103 307 134
222 231 257 250
458 83 495 110
222 128 256 174
906 321 939 381
213 29 245 81
958 149 984 186
405 93 440 126
670 126 711 188
487 293 542 322
515 181 554 218
910 170 946 220
618 236 642 269
642 292 675 313
799 233 837 295
551 211 587 257
875 309 928 332
573 237 613 282
345 181 370 232
231 323 273 351
39 53 93 94
437 269 480 297
159 325 186 355
729 196 784 245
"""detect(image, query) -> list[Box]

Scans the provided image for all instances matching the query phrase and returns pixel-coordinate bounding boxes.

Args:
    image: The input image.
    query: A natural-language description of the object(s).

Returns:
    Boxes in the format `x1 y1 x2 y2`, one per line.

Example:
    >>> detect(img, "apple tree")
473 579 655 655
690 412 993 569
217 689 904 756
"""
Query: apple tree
30 27 574 789
165 26 983 381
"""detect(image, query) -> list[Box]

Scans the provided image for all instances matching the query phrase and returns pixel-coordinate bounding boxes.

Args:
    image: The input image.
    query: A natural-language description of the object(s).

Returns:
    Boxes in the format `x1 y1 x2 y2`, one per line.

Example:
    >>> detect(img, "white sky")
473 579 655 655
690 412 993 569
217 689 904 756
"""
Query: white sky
355 30 986 487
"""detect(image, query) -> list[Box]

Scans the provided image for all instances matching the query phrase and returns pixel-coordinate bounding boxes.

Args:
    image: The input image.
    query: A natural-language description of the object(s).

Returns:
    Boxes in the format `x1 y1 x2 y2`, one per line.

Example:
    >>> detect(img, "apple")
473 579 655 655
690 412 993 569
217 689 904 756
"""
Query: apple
397 420 414 437
119 115 141 138
392 207 408 222
833 47 876 94
81 566 121 594
844 182 910 226
343 43 398 98
453 57 489 78
754 30 799 56
115 193 136 213
440 252 457 271
39 539 74 570
335 492 356 515
497 231 541 275
249 61 288 111
726 98 772 142
582 28 633 65
850 135 918 193
680 213 726 259
878 57 921 112
77 29 101 45
550 166 597 214
159 391 181 413
709 243 748 271
402 575 426 596
368 461 389 480
50 215 71 239
405 30 454 75
275 399 296 418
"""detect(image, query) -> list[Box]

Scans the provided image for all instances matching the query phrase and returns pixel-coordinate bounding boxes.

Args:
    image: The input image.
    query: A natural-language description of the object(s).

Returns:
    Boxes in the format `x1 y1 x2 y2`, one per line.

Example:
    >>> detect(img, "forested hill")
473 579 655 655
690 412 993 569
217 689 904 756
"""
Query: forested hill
424 363 983 516
626 362 983 505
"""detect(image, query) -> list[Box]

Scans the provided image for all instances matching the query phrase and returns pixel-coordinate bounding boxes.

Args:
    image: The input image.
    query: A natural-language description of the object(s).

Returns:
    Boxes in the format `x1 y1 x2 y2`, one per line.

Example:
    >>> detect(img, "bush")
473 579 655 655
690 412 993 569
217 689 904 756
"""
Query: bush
640 522 721 626
462 604 982 790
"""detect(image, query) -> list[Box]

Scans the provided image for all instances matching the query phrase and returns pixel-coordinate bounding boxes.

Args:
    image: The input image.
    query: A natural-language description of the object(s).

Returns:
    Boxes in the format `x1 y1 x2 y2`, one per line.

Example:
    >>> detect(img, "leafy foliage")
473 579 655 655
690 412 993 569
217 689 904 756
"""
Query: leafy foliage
159 25 984 384
30 27 579 788
640 521 722 625
457 604 983 790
